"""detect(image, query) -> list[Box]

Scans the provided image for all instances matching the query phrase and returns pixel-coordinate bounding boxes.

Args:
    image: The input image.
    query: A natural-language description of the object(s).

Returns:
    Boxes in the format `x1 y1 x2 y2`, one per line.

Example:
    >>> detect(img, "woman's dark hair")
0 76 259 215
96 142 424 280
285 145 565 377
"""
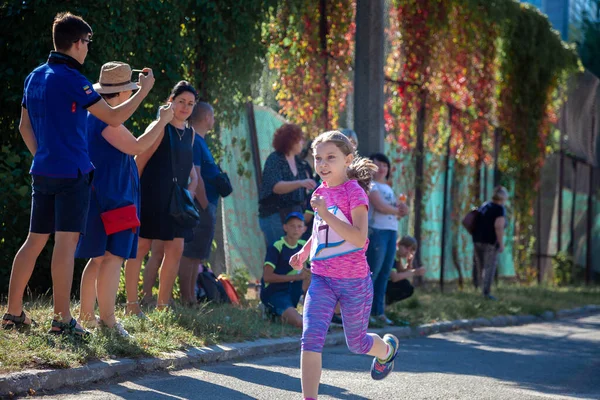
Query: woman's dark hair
369 152 391 180
272 123 304 155
101 92 120 100
168 80 198 102
300 139 313 160
52 12 92 52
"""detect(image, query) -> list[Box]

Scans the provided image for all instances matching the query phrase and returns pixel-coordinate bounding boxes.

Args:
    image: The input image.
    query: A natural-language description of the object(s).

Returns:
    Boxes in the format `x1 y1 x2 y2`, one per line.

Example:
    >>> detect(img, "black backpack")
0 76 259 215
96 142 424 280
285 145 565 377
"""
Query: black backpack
196 269 230 304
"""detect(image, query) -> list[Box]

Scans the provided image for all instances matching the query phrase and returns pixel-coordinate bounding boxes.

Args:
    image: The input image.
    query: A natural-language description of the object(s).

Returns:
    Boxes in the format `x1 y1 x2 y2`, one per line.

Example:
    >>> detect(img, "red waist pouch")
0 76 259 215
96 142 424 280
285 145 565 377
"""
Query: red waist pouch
100 204 140 235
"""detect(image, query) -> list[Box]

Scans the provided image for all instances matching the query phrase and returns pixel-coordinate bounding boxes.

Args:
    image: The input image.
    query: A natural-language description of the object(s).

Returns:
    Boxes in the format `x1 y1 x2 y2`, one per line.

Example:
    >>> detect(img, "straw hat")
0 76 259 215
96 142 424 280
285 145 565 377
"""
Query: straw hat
93 62 139 94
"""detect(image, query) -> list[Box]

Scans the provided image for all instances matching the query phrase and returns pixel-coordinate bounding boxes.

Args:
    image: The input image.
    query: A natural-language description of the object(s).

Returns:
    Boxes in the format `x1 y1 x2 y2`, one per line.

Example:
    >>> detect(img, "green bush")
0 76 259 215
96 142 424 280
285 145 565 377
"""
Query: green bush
553 252 574 286
0 0 280 295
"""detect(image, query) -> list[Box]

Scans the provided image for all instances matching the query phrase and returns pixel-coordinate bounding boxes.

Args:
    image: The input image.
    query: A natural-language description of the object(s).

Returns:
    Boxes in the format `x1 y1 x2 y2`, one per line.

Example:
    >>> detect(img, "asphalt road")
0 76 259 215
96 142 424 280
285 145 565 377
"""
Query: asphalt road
36 314 600 400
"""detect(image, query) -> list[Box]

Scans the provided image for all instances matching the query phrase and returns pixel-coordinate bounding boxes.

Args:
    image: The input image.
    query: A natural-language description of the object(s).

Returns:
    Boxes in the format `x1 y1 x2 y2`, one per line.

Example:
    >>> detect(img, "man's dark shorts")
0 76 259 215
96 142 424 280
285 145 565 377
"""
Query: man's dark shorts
183 202 217 260
30 171 92 234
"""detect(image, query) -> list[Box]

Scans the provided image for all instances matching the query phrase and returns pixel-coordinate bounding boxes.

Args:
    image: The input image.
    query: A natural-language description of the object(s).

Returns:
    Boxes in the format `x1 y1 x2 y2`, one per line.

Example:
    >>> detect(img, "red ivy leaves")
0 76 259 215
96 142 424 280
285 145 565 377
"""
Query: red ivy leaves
268 1 355 138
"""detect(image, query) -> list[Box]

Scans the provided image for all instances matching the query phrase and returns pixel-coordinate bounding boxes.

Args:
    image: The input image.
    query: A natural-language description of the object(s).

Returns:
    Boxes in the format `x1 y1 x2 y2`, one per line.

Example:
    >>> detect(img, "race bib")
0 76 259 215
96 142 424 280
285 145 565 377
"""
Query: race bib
310 205 361 261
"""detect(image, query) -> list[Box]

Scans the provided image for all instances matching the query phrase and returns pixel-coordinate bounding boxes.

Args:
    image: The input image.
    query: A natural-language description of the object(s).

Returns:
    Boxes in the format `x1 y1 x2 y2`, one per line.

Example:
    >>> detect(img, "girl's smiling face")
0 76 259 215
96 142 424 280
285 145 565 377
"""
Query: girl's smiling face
313 141 352 187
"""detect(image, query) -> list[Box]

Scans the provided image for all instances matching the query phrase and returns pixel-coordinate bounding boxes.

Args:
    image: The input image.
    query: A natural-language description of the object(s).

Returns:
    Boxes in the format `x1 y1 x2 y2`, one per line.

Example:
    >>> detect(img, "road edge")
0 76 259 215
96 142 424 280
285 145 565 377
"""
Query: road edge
1 304 599 396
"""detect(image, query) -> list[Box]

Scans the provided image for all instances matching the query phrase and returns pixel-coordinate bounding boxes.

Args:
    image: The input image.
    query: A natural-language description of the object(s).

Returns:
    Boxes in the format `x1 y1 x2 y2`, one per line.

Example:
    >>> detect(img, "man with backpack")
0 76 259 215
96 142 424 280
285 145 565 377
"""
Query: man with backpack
471 186 509 300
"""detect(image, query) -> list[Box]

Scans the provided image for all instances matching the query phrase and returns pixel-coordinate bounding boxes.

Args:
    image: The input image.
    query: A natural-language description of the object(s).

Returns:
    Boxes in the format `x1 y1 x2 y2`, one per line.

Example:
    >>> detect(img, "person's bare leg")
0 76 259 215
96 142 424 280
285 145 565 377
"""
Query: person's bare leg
96 252 124 328
366 334 390 359
178 256 200 305
334 302 341 315
3 232 49 326
79 257 102 323
124 238 151 315
157 239 184 309
142 241 163 304
189 261 201 305
51 231 81 323
281 307 303 328
301 351 322 399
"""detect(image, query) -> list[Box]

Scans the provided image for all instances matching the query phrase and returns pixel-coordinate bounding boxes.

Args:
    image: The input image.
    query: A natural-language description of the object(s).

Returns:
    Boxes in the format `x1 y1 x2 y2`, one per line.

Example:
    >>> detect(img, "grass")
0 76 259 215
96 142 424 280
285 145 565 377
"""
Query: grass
0 300 299 373
384 284 600 327
1 284 599 373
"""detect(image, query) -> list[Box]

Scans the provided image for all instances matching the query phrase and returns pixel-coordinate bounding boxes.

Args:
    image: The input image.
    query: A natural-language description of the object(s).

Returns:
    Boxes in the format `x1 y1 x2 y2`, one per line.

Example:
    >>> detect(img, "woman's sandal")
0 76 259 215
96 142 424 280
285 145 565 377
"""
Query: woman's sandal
48 318 91 338
2 311 36 330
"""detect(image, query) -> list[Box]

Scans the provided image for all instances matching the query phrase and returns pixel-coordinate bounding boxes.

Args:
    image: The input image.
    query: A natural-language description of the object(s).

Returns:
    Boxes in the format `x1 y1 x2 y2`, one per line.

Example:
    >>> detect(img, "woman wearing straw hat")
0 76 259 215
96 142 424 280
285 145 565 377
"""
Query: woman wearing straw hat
76 62 173 336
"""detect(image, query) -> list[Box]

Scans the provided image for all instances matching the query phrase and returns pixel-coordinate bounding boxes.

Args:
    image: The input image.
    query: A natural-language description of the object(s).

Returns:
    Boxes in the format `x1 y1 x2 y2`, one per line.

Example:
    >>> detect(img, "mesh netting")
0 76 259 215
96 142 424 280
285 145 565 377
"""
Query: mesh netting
218 106 286 279
537 70 600 279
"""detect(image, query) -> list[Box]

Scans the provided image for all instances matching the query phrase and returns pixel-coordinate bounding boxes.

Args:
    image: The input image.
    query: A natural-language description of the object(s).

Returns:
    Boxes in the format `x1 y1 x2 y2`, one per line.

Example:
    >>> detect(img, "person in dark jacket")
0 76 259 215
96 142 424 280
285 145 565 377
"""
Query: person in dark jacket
472 186 508 300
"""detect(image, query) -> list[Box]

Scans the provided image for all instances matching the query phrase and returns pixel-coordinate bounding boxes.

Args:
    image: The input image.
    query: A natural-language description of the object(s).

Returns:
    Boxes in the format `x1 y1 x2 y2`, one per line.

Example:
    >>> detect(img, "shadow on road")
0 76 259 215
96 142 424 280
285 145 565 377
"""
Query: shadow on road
273 316 600 399
204 363 369 399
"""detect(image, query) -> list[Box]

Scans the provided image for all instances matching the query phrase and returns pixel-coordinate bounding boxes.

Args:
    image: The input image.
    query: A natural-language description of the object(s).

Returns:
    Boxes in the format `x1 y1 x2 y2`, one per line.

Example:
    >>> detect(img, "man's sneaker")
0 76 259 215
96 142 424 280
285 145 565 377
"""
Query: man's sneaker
370 334 399 380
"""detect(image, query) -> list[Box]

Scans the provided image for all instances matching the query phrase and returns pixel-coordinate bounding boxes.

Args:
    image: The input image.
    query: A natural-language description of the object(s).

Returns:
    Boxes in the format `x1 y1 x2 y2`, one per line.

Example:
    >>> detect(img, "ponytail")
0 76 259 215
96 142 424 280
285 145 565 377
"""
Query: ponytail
347 156 378 194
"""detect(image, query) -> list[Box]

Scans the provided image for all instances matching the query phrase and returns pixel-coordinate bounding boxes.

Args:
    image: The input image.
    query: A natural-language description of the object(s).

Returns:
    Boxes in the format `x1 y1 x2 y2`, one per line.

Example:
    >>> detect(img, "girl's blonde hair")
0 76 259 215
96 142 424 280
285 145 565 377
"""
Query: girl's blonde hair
312 130 378 193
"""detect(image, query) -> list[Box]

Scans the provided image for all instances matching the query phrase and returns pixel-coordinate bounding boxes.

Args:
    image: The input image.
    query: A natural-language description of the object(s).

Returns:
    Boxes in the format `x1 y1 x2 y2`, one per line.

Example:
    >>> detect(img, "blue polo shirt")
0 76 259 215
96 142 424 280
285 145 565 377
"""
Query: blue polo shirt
192 133 220 205
261 237 306 297
22 52 101 178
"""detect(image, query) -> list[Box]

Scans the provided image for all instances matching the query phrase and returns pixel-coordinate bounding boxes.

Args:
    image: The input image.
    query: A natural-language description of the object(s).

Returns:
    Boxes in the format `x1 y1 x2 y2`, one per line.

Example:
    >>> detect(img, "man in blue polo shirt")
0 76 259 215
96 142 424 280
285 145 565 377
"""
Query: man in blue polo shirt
260 212 310 328
2 12 156 335
178 102 222 305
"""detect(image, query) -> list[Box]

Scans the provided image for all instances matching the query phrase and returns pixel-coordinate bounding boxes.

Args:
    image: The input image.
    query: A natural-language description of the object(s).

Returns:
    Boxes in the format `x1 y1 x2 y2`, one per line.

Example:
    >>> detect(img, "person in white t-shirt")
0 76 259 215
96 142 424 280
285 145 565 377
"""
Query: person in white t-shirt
366 153 409 325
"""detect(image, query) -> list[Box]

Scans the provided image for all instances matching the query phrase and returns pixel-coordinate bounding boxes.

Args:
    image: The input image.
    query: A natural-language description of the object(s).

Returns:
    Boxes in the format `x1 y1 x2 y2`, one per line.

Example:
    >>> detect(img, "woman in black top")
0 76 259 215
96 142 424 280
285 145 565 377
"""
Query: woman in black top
124 81 198 312
258 123 316 247
472 186 508 300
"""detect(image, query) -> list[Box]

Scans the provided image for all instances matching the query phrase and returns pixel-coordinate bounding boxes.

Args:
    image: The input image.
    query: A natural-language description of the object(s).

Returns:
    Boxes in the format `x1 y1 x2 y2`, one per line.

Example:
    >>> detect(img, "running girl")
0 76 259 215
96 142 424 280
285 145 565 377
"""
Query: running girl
290 131 400 400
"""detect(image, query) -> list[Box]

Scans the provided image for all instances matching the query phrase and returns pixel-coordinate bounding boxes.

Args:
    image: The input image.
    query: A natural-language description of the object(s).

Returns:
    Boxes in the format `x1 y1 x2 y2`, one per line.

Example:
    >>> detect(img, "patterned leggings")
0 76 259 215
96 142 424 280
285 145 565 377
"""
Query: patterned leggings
301 274 374 354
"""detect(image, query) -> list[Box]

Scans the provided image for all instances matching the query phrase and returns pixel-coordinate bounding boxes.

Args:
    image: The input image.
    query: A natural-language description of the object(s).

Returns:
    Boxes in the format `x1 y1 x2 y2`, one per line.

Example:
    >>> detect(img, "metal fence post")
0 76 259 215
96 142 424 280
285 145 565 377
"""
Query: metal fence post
414 90 426 275
246 102 262 192
440 105 453 292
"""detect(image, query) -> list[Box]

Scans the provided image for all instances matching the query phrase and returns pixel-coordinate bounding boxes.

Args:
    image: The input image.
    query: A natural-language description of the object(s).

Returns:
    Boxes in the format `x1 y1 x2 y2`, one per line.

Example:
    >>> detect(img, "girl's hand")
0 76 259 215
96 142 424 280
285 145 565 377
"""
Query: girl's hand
310 195 327 214
290 250 309 270
299 179 317 190
397 202 409 218
406 252 414 267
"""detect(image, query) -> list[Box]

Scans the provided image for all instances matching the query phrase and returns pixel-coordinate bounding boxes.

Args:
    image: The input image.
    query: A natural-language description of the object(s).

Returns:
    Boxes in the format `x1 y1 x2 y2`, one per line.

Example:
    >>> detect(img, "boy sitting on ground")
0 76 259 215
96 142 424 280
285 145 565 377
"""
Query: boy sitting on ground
261 212 310 328
386 236 426 306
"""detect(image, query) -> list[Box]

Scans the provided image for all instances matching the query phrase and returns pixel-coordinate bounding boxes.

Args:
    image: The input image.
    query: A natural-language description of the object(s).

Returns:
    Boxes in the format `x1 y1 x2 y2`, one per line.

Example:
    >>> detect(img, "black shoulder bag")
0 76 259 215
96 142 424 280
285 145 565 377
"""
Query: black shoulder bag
168 126 200 229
